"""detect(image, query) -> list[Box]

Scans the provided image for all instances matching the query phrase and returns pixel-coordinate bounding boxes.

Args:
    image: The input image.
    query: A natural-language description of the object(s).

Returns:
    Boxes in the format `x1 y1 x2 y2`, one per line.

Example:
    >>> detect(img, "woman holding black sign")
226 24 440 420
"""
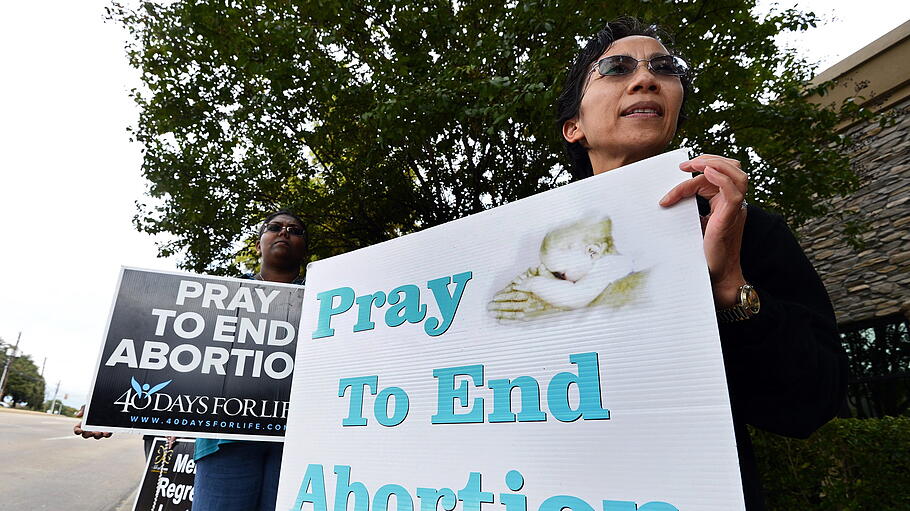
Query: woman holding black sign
75 211 306 509
191 210 307 511
492 17 847 510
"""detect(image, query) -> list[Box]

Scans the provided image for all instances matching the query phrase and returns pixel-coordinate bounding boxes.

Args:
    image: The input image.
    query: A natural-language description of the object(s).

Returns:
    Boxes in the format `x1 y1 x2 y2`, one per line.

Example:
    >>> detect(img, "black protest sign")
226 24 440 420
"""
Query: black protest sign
84 267 304 439
133 438 196 511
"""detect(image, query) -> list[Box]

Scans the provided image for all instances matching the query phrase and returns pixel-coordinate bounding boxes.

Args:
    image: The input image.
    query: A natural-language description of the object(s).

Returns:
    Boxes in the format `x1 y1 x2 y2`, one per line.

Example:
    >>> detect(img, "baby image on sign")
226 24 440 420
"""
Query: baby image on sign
488 215 648 321
276 149 746 510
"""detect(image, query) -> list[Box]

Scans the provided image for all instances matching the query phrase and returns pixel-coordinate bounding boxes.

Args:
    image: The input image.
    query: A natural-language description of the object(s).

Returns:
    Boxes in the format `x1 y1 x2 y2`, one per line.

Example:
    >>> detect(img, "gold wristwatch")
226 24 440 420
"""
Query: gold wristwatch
717 284 761 323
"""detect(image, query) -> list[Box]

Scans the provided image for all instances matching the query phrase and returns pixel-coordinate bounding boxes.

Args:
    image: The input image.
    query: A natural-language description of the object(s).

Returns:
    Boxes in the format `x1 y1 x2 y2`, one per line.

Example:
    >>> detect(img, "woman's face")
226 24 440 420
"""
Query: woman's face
564 36 684 172
257 214 307 266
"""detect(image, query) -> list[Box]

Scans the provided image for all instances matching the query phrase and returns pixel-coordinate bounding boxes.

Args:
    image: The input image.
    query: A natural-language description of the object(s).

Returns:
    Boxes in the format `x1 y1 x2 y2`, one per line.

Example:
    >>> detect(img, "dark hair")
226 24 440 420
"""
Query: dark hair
258 210 306 237
555 17 691 181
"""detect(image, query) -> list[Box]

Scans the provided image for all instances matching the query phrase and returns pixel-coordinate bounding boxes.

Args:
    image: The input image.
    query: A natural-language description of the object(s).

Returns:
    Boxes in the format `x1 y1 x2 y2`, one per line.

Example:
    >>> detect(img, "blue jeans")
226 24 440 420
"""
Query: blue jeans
192 441 284 511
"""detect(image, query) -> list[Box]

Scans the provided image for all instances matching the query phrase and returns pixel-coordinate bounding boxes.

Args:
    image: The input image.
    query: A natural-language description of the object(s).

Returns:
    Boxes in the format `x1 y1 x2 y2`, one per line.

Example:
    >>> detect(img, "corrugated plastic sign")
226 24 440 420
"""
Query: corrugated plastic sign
276 149 746 510
83 268 304 440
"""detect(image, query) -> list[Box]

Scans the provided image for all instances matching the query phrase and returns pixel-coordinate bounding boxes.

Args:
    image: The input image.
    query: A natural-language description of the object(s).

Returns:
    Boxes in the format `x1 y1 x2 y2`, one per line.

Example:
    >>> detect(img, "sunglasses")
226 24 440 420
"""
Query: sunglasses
591 55 689 77
263 223 306 236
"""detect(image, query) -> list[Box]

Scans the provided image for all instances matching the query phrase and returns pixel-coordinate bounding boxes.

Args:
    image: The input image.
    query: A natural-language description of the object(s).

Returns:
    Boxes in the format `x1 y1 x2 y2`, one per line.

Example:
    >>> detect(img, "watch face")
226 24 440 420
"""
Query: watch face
743 285 760 314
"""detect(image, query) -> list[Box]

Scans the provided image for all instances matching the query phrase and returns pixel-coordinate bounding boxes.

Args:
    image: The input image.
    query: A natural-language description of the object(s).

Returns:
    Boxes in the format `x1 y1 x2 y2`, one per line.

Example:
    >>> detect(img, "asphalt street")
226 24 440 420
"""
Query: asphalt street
0 409 146 511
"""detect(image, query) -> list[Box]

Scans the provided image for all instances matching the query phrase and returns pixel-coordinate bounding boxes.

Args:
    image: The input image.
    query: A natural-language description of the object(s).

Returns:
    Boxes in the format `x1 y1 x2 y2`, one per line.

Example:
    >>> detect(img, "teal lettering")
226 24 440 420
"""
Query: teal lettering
334 465 370 511
292 464 327 511
353 292 387 332
637 504 678 511
313 288 356 339
432 365 485 424
416 488 457 511
500 470 526 511
488 376 546 423
385 285 427 328
424 272 472 337
457 473 493 511
540 496 595 511
374 484 414 511
311 272 471 338
548 352 610 422
339 376 378 426
374 387 409 427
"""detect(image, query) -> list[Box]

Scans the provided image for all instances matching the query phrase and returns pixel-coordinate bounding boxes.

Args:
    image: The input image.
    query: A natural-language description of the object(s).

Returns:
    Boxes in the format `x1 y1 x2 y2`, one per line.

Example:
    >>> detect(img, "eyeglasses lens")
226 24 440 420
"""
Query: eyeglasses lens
650 55 687 76
598 56 637 76
264 223 305 236
596 55 688 77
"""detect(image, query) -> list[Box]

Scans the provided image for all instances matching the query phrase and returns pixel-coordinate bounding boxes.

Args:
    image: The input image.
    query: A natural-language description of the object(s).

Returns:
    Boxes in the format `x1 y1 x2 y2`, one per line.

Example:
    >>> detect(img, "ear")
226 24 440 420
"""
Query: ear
255 239 262 256
562 118 586 144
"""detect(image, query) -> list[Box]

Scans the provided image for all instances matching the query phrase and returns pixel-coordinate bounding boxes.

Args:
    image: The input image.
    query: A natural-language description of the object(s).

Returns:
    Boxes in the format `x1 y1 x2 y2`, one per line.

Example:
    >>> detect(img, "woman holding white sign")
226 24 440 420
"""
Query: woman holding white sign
192 210 307 511
501 17 845 511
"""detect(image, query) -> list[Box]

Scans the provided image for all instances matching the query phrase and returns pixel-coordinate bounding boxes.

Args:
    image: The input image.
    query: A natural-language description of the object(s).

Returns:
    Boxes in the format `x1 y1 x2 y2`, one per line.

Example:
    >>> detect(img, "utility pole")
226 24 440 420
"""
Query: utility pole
0 332 22 401
40 356 46 378
49 380 61 414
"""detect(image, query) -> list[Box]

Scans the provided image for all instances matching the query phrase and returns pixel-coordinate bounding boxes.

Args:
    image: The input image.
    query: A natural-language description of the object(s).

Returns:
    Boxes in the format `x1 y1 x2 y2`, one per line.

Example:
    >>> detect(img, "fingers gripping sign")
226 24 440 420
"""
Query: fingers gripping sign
73 421 112 439
659 154 748 308
73 405 113 440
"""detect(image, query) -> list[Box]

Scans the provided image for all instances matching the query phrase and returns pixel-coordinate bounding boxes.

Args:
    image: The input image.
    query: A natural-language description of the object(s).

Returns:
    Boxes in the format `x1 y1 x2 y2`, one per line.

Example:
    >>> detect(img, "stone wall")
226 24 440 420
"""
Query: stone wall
799 96 910 327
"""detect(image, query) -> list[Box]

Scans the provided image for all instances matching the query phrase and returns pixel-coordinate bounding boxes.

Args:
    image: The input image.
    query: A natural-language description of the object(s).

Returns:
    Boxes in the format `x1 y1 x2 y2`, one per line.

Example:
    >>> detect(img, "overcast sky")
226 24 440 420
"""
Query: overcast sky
1 1 908 410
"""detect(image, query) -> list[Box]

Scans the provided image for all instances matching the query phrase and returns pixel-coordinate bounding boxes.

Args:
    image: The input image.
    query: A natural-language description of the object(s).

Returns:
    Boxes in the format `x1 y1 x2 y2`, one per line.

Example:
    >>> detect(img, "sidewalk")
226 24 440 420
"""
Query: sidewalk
0 406 62 416
115 486 140 511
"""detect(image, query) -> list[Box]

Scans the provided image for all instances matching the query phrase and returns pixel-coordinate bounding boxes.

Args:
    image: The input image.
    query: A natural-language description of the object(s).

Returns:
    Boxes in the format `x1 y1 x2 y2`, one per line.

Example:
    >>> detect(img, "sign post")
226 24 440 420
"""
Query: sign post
276 149 746 510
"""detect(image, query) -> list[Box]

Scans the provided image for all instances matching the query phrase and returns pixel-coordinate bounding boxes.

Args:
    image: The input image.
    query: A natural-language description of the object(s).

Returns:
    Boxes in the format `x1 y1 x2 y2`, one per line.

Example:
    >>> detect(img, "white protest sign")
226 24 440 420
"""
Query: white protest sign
277 149 746 510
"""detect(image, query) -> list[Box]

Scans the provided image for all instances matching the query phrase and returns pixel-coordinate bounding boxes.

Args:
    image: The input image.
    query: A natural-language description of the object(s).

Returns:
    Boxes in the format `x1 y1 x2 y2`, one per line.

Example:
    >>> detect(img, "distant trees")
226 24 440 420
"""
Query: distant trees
44 400 79 417
0 339 46 411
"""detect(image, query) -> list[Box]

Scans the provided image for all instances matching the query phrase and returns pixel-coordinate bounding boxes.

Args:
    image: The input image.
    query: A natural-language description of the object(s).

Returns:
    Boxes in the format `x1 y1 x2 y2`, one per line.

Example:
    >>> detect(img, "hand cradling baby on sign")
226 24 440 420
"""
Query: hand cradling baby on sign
488 216 648 321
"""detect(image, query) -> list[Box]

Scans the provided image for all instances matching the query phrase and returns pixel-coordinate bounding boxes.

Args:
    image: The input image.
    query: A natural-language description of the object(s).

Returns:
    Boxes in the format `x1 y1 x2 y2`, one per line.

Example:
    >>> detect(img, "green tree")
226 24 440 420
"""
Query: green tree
1 350 46 411
44 400 79 417
110 0 870 273
841 319 910 418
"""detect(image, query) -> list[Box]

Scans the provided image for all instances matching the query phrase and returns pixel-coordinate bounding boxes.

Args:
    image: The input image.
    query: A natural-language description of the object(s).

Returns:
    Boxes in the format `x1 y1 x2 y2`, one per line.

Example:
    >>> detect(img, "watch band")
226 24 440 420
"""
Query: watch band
717 304 752 323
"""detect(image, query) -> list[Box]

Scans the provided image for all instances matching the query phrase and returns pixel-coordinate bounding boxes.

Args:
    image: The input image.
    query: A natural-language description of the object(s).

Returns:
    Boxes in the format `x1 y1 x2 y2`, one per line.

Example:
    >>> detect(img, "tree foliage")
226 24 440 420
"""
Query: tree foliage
752 417 910 509
841 319 910 418
45 400 80 417
110 0 870 274
0 341 46 410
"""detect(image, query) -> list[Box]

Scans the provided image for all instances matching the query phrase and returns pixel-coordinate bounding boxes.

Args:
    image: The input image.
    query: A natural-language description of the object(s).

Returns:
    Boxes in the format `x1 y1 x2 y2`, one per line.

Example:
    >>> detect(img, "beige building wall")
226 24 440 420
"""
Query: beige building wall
807 20 910 125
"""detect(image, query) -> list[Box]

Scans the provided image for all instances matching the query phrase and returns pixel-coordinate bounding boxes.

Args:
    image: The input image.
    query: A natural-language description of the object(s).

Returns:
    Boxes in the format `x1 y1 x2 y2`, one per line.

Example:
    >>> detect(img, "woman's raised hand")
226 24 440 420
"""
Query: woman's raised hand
659 154 748 307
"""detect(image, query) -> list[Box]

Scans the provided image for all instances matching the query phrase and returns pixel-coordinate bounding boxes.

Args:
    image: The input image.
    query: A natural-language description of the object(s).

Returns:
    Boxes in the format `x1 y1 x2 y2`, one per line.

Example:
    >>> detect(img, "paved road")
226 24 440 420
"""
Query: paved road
0 409 146 511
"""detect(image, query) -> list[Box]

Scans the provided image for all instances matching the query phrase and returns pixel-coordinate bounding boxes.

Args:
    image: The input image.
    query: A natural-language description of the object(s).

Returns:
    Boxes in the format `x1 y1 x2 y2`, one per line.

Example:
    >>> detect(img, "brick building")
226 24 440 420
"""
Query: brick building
799 20 910 417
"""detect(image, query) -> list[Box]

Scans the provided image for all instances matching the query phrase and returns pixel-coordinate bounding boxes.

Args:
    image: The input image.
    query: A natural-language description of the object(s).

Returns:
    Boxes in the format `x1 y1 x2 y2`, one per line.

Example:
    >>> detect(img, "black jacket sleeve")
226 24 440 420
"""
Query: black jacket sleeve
717 205 848 438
